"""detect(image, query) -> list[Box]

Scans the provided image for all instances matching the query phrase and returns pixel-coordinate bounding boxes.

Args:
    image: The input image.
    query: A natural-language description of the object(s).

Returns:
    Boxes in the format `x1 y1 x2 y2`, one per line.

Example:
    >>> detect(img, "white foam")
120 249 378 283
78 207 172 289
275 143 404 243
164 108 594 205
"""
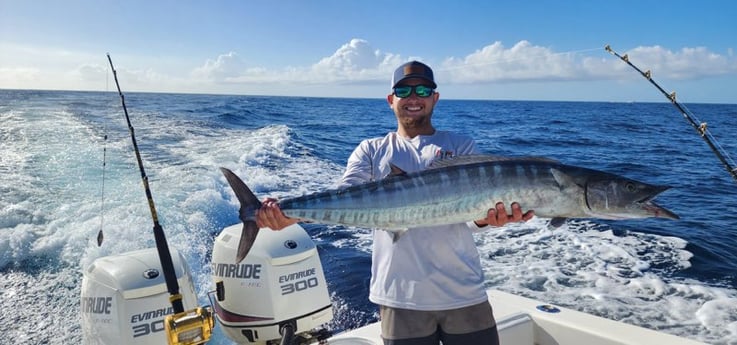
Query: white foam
476 218 737 343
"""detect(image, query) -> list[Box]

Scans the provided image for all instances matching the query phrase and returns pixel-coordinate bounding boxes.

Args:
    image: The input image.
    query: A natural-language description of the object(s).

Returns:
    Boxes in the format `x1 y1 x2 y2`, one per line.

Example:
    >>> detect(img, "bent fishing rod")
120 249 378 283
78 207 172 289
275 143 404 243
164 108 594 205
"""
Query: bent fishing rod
605 45 737 183
106 53 185 314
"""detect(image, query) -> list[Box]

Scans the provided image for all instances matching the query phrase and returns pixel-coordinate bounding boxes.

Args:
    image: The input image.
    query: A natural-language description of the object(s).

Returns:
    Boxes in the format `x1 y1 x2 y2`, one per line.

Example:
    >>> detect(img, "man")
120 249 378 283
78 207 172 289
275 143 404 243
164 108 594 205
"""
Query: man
257 61 534 345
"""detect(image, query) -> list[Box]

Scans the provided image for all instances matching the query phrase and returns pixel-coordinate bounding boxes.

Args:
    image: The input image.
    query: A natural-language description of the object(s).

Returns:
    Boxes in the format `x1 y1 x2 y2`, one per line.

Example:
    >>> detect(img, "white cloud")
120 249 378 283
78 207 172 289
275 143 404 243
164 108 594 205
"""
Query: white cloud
623 46 737 79
0 43 99 90
310 38 402 83
440 41 583 83
190 39 737 91
438 42 737 84
314 39 381 72
201 39 404 85
0 67 43 88
191 52 247 82
1 39 734 98
73 63 108 82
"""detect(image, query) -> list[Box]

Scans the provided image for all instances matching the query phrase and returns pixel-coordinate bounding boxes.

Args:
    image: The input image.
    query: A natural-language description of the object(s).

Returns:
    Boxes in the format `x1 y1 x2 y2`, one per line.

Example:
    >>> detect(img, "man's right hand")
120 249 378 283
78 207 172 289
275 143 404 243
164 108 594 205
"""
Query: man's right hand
256 198 299 230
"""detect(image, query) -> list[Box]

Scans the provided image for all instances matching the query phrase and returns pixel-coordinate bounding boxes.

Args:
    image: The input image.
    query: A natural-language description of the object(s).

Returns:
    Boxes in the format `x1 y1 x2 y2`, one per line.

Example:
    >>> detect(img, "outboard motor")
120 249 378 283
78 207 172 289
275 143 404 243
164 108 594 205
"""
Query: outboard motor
212 223 333 344
81 248 200 344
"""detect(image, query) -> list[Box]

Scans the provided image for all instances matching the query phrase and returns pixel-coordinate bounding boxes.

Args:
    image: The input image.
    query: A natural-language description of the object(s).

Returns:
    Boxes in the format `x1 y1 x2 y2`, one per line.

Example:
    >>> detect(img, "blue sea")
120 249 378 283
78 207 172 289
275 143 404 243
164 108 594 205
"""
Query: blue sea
1 89 736 344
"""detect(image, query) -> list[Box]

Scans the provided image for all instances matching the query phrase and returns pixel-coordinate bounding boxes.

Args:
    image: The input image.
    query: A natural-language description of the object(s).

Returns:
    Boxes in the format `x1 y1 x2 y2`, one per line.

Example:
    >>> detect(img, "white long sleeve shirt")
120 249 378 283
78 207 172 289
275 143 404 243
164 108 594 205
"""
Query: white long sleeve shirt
338 131 491 310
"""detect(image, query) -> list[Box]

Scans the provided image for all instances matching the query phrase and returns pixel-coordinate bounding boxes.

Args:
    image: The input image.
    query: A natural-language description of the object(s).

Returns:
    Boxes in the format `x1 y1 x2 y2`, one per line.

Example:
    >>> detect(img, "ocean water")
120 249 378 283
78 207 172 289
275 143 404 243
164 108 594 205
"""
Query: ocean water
1 89 736 344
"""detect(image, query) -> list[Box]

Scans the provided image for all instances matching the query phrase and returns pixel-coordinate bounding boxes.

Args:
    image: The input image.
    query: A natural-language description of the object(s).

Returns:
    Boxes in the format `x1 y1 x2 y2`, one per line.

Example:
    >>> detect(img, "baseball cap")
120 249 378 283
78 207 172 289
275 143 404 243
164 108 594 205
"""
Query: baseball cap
391 61 437 89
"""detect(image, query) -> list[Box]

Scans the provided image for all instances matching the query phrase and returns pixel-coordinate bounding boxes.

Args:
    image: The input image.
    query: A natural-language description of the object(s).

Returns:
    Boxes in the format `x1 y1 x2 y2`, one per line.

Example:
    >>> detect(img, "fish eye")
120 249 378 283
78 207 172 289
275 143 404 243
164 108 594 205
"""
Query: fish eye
625 182 637 192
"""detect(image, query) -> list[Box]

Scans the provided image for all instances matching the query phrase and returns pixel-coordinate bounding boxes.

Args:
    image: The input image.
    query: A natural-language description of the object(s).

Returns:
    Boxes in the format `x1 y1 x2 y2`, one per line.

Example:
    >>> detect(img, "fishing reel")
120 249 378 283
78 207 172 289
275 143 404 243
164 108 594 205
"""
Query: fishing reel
164 305 215 345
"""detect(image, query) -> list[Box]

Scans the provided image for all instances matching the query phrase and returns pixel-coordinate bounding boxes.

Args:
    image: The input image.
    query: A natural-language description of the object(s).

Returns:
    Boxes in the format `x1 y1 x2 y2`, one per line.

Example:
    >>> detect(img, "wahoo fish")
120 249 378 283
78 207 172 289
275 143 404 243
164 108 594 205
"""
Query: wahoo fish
221 155 678 263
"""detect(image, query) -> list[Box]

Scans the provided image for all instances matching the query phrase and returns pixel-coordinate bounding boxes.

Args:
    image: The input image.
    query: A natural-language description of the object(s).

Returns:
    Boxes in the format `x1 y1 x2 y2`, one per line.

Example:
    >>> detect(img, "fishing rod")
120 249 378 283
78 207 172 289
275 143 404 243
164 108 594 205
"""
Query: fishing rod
605 45 737 183
106 54 213 344
106 53 184 314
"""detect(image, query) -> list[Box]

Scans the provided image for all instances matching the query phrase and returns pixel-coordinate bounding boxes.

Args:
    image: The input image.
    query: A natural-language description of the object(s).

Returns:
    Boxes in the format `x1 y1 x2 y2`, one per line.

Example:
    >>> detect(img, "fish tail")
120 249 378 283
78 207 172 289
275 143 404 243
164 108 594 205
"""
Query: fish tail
236 221 259 264
220 167 263 263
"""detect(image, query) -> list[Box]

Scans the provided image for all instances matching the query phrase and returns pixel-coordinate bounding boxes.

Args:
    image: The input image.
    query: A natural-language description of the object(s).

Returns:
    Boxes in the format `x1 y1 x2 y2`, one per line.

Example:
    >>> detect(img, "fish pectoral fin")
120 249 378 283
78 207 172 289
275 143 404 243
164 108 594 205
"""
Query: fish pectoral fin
388 228 409 243
391 232 399 243
549 217 567 228
550 168 584 191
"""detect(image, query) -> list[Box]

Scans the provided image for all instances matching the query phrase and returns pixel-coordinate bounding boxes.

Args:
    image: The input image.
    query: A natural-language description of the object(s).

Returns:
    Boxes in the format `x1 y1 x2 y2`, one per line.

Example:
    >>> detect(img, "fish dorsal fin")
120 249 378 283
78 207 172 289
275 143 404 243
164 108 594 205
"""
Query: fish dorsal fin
427 154 560 169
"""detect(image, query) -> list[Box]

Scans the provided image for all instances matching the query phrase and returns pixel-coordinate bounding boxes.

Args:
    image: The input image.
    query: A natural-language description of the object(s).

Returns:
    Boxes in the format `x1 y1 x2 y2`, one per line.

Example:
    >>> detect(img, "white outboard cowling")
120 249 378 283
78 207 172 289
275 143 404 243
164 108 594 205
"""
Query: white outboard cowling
81 248 199 345
212 223 333 344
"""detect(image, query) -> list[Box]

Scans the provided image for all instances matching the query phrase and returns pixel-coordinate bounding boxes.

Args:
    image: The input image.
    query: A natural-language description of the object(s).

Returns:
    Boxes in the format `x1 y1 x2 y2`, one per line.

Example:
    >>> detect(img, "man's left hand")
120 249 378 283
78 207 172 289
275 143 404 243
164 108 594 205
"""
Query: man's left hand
474 202 534 227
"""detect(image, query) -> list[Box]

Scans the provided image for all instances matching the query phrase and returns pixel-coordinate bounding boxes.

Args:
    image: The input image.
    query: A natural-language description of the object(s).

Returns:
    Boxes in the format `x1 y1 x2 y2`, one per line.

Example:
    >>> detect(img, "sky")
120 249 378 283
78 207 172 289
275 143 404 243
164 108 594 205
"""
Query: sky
1 0 736 103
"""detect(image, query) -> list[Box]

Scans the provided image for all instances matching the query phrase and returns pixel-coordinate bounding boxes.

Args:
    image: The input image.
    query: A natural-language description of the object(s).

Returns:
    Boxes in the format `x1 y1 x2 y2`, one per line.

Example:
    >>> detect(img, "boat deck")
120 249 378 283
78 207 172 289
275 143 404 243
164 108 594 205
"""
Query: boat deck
329 290 707 345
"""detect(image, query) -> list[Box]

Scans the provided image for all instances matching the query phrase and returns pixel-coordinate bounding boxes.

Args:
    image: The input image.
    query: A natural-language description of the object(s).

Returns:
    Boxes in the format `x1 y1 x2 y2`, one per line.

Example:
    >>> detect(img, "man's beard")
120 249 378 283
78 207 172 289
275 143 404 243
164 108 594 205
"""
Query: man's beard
399 112 431 129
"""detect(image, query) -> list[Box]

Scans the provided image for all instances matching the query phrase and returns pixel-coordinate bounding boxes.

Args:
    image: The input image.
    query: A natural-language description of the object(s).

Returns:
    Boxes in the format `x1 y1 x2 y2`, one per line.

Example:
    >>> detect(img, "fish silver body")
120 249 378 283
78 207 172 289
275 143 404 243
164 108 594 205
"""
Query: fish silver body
278 156 677 228
220 155 677 262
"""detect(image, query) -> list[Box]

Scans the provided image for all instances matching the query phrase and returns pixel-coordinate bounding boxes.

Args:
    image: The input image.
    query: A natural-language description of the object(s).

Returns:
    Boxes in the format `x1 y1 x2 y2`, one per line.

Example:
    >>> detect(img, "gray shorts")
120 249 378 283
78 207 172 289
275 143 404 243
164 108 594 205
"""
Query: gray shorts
379 301 498 345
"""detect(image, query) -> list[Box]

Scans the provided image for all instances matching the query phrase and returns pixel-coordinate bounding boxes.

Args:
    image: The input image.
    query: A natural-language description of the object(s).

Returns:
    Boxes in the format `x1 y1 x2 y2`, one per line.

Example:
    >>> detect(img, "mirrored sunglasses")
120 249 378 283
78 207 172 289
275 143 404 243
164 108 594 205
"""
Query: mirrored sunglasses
393 85 435 98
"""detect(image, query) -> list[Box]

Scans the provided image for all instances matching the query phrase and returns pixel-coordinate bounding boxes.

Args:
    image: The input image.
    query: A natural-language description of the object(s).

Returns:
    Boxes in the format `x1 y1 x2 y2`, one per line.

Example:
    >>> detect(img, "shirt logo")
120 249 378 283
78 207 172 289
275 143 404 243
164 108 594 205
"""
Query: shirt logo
435 150 454 160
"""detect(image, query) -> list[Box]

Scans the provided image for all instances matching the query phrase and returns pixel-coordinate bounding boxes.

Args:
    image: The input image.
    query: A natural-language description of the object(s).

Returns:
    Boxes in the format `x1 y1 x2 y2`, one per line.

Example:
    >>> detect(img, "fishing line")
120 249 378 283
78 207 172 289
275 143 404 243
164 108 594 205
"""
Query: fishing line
97 132 107 246
97 64 112 247
605 45 737 183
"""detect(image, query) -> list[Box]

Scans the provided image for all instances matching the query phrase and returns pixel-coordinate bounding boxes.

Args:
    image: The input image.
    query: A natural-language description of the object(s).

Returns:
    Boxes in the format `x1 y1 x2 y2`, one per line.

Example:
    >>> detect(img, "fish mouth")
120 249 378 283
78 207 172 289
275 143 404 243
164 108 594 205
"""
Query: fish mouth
641 201 680 219
639 185 679 220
